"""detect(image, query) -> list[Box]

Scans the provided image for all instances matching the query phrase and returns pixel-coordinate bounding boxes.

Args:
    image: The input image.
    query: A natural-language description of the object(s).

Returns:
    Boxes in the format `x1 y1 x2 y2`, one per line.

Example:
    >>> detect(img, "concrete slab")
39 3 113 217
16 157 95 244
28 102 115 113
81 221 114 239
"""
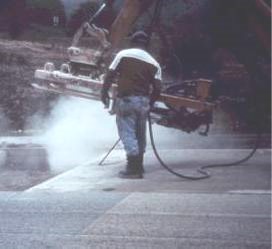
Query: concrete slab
0 211 101 235
106 193 271 216
25 159 122 193
27 149 270 194
0 234 270 249
0 145 55 191
0 191 127 213
96 149 271 193
83 192 271 247
0 192 18 200
85 213 270 242
0 191 129 243
0 147 269 249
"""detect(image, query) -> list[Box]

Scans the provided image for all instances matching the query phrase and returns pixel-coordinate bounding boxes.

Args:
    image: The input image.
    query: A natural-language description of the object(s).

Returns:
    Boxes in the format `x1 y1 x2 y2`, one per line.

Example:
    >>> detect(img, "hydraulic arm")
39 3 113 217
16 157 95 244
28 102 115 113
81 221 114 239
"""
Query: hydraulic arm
32 0 215 135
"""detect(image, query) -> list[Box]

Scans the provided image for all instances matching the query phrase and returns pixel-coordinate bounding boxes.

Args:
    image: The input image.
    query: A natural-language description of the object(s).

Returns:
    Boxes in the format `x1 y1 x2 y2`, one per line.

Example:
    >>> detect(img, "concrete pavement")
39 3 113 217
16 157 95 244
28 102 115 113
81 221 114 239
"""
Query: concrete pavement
0 191 270 249
0 143 271 248
24 148 271 193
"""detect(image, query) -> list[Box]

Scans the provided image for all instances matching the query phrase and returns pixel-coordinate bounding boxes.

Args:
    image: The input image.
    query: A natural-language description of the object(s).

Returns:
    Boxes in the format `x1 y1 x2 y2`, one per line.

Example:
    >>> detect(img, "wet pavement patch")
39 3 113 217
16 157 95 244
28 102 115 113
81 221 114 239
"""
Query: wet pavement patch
0 144 56 191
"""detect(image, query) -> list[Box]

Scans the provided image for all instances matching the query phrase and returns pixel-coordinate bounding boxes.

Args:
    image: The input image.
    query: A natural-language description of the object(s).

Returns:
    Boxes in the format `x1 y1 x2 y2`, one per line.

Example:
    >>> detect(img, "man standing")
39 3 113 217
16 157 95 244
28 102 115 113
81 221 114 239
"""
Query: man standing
101 31 162 179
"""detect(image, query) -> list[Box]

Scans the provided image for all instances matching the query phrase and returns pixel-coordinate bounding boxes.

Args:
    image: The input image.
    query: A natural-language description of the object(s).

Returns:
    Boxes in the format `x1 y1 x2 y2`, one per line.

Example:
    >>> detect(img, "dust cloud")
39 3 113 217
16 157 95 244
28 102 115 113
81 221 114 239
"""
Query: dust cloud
38 97 119 172
30 96 237 173
148 108 237 150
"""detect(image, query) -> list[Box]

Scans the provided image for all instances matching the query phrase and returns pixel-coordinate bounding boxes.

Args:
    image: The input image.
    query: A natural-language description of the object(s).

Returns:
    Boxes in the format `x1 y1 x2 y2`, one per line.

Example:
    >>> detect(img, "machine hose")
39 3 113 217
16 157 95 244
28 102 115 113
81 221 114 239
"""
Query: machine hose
147 114 261 180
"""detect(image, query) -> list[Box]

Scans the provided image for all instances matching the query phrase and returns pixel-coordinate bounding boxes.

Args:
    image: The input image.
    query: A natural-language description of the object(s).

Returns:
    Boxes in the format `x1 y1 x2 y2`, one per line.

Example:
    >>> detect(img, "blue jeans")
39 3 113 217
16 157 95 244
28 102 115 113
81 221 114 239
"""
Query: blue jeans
115 96 150 156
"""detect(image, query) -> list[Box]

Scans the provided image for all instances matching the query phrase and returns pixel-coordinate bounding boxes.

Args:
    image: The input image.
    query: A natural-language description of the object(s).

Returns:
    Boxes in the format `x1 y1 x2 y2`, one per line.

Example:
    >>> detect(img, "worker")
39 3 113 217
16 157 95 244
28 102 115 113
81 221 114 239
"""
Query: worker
101 30 162 179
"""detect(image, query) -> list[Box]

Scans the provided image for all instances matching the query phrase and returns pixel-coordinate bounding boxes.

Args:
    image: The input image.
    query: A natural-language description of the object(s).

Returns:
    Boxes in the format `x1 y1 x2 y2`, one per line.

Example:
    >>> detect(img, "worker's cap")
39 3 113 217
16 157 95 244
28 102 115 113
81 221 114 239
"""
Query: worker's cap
130 30 149 45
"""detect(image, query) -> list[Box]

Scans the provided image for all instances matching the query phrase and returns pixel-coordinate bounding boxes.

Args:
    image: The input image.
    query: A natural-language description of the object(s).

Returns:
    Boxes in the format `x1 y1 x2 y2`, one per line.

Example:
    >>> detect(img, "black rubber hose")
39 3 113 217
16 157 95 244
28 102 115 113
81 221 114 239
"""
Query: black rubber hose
148 114 261 180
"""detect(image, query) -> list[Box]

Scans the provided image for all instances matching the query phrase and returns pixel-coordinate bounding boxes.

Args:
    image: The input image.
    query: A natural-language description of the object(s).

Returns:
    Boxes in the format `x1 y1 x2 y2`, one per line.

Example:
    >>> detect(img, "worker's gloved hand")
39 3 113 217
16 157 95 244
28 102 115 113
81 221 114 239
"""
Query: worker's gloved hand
101 90 110 108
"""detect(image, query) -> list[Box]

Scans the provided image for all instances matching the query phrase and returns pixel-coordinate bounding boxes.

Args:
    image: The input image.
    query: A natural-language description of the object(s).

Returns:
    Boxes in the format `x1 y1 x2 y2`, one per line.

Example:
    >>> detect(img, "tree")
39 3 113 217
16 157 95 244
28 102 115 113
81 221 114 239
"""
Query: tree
27 0 64 13
1 0 27 39
66 1 100 36
26 0 66 26
66 1 117 36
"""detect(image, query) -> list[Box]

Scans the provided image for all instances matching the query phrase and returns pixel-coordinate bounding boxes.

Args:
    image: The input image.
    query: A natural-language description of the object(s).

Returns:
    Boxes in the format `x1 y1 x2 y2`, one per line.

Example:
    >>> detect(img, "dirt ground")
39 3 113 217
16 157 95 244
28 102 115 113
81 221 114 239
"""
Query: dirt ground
0 38 69 132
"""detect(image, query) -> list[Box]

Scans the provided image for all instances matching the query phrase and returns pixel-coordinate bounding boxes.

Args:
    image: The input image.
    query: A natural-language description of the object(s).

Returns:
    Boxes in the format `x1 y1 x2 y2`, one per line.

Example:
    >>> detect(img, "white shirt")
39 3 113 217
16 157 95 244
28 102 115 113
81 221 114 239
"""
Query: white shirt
109 48 162 80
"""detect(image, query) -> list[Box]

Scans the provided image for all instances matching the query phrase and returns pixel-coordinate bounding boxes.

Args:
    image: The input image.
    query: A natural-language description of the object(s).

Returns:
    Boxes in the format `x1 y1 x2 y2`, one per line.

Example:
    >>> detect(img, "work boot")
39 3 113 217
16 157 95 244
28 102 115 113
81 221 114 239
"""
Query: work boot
119 155 143 179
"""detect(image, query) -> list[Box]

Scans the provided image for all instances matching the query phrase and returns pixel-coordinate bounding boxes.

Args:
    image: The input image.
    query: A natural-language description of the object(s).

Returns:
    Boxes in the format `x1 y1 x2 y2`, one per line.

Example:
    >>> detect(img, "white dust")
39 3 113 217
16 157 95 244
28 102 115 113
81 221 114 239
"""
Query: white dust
38 97 118 172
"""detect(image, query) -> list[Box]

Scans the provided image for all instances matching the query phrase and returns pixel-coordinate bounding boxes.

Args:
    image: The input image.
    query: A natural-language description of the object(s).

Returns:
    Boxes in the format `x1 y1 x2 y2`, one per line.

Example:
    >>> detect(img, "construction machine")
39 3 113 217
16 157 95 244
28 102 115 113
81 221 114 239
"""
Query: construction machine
32 0 271 135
